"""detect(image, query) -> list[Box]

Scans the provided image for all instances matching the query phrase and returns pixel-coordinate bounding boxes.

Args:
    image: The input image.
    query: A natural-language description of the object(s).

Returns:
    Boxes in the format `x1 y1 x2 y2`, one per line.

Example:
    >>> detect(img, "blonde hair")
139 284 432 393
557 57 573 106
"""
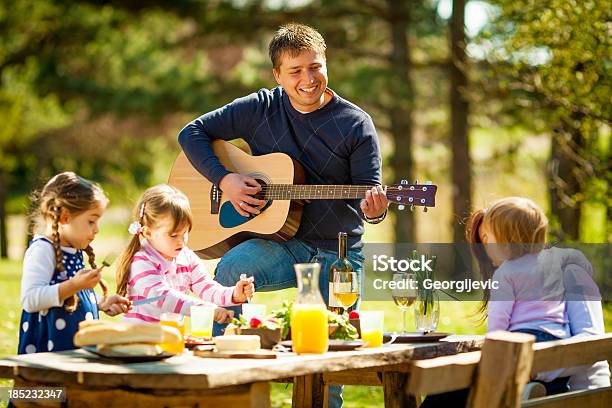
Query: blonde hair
483 196 548 257
34 172 108 312
466 197 548 321
116 184 193 296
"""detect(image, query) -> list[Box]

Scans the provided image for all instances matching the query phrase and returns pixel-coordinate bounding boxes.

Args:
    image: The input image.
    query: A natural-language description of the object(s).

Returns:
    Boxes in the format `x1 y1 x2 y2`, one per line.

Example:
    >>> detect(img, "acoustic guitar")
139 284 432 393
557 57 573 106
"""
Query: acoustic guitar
168 140 437 259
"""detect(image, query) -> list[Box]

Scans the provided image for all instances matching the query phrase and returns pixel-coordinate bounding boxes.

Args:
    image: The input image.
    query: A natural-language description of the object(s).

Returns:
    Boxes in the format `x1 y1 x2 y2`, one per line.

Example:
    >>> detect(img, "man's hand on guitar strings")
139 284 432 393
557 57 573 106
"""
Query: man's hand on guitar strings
219 173 266 217
360 185 388 219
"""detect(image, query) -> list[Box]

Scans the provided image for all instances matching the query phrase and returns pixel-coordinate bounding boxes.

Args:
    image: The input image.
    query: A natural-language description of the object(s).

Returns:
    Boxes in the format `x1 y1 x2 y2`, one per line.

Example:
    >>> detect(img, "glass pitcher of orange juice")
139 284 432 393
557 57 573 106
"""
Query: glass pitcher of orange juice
291 263 329 354
160 312 185 354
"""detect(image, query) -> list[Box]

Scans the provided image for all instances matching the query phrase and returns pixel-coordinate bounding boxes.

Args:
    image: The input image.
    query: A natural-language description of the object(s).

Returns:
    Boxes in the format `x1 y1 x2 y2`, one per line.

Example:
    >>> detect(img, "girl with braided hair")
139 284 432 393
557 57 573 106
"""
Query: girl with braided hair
18 172 130 354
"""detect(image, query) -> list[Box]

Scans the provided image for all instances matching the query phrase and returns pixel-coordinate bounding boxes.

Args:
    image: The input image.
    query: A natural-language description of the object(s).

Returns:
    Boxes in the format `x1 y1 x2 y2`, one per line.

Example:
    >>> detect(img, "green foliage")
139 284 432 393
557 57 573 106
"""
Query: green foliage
475 0 611 241
0 63 70 143
327 311 359 340
269 300 292 340
0 0 224 215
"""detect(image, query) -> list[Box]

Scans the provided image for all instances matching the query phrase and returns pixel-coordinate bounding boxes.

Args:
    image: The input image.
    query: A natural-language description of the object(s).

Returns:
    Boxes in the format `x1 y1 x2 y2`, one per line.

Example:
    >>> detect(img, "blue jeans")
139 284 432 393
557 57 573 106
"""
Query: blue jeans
213 237 364 408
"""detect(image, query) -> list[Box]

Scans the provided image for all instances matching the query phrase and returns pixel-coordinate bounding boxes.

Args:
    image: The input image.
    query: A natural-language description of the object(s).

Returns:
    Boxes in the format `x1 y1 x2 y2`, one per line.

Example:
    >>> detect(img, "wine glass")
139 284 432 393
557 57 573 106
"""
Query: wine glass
391 272 417 334
332 271 359 315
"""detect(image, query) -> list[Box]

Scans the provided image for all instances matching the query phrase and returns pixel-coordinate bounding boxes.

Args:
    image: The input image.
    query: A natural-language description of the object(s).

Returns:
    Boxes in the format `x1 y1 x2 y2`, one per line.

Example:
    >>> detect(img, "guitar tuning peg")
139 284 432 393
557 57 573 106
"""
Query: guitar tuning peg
414 179 419 185
423 207 428 213
400 179 408 185
398 205 405 211
426 180 432 185
410 205 415 212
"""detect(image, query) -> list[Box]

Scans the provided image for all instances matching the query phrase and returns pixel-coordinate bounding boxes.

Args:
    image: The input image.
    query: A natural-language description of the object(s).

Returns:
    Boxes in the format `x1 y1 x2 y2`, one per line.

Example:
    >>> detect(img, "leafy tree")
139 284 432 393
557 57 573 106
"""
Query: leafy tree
475 0 611 241
0 0 228 256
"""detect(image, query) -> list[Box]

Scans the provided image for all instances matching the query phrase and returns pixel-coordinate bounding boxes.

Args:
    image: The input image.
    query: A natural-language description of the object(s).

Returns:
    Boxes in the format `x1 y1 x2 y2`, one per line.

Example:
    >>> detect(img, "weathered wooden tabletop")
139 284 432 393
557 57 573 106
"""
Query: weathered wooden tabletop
0 335 483 390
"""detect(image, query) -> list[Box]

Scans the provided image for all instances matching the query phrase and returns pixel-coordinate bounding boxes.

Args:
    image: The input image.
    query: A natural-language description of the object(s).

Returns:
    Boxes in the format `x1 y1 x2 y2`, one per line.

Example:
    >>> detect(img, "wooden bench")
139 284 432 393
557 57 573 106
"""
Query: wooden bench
407 331 612 407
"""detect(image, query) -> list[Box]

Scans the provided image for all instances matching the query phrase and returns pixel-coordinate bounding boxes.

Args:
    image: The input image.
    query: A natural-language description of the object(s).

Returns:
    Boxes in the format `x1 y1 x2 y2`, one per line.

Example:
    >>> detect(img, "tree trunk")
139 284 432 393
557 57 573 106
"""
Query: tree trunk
387 0 415 243
0 169 8 259
604 206 612 243
450 0 471 244
549 117 585 241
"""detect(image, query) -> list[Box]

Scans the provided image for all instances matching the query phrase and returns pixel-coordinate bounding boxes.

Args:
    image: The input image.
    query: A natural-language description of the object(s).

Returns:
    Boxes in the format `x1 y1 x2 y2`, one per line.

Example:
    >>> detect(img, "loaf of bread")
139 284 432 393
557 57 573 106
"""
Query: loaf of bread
74 321 181 347
78 319 112 331
97 343 163 356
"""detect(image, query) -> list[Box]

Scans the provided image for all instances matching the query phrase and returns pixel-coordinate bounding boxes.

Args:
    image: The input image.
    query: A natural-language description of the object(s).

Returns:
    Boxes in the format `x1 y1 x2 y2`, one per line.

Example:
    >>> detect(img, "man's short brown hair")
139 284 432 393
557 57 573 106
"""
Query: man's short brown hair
269 23 327 70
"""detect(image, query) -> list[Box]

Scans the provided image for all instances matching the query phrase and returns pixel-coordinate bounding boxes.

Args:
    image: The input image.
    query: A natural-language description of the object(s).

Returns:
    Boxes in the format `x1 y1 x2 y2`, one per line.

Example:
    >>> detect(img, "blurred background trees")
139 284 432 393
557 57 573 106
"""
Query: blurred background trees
0 0 609 258
475 0 611 241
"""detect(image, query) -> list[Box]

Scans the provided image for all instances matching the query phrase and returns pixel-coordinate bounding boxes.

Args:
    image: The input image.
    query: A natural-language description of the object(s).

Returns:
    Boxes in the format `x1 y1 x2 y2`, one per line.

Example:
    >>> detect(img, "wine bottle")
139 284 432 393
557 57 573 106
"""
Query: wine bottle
328 232 355 313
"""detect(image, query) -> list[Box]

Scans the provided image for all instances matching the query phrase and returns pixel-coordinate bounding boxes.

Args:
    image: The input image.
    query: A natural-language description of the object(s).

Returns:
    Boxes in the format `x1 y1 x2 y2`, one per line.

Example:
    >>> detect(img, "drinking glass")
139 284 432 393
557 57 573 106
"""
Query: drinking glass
160 312 185 354
332 271 358 315
242 304 267 324
360 311 384 348
391 272 417 333
190 305 215 337
414 290 440 333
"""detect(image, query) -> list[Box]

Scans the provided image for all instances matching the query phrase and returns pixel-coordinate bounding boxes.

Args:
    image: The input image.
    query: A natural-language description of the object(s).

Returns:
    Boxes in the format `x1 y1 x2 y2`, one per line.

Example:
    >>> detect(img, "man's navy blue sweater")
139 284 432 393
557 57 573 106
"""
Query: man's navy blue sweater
178 87 382 251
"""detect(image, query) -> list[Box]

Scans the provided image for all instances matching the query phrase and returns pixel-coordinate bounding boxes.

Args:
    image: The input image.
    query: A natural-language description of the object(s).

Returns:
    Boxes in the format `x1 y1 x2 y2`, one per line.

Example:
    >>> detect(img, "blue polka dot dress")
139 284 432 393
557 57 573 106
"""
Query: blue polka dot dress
18 237 99 354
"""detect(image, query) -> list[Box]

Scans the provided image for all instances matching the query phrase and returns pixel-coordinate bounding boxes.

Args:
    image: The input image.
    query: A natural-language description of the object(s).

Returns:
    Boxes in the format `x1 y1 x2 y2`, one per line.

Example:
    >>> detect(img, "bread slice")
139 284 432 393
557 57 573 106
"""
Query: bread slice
74 322 180 347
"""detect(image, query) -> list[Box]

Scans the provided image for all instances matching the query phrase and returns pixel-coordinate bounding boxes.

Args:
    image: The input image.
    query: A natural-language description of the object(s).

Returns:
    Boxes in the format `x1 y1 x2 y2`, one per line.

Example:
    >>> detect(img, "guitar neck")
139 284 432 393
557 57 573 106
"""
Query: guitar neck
256 185 377 200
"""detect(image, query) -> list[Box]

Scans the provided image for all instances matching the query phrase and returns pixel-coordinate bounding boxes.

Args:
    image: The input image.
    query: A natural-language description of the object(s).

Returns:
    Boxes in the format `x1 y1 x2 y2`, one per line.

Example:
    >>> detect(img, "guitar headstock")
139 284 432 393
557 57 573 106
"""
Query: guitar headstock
386 180 437 212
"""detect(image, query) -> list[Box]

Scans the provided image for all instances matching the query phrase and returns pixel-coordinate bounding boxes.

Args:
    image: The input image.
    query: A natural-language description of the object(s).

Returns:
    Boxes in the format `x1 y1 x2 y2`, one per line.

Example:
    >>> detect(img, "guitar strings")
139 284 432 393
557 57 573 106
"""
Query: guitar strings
251 185 432 204
256 186 425 193
256 185 419 190
254 191 428 201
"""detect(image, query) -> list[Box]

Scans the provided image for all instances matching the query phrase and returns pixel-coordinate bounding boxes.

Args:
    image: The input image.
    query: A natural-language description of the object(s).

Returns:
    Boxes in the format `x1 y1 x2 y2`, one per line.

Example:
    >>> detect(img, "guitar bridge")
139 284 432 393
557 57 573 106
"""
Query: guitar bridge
210 184 221 214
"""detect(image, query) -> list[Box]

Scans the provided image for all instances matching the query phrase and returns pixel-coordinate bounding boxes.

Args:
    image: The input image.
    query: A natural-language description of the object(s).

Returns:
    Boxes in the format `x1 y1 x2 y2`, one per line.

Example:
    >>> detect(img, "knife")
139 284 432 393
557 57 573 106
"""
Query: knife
239 273 255 303
131 294 167 306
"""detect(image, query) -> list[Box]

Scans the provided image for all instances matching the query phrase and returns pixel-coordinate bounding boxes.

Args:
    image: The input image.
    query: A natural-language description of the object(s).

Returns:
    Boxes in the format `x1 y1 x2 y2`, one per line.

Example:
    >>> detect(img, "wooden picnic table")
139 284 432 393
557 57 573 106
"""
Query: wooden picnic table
0 335 483 408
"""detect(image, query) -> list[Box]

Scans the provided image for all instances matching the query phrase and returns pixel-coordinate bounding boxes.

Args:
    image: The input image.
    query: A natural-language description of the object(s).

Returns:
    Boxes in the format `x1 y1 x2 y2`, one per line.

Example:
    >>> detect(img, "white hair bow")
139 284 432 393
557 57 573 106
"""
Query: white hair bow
128 221 142 235
128 203 146 235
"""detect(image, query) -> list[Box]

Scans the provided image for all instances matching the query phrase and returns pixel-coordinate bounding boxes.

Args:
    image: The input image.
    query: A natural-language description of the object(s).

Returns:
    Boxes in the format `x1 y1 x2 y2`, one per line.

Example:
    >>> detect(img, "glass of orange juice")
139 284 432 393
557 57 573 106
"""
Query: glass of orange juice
160 312 185 354
360 311 384 348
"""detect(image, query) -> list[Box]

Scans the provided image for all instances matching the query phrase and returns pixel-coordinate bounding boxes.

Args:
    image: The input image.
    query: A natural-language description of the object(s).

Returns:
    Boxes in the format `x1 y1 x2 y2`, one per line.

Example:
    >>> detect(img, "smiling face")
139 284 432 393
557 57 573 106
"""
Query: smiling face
273 49 329 113
142 216 189 260
59 202 106 250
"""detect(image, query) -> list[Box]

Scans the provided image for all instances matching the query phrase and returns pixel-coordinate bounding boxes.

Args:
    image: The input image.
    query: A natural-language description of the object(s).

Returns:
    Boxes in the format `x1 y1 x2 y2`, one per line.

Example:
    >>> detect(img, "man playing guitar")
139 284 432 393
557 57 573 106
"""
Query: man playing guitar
177 23 388 355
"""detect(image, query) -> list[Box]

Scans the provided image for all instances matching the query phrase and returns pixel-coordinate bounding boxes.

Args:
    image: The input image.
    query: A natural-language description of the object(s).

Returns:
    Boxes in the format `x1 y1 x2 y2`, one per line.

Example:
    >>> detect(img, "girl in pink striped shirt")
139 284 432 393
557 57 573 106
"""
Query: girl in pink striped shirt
115 184 253 324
